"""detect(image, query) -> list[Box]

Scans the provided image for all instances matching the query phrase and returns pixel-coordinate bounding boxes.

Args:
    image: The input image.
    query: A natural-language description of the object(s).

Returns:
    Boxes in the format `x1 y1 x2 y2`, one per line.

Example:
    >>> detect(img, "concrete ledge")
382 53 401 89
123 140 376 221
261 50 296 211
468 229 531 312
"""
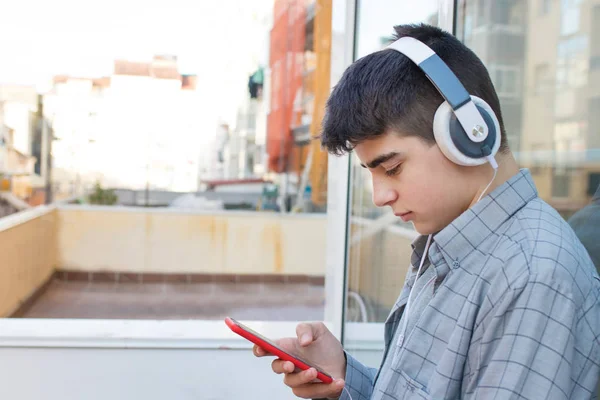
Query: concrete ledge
0 319 328 349
57 204 327 220
0 319 382 351
0 205 55 232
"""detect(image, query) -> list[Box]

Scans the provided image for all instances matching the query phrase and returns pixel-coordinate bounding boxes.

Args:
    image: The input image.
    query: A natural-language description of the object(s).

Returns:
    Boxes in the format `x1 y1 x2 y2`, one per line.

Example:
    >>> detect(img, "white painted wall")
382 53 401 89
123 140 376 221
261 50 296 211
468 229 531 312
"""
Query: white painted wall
0 347 298 400
0 320 384 400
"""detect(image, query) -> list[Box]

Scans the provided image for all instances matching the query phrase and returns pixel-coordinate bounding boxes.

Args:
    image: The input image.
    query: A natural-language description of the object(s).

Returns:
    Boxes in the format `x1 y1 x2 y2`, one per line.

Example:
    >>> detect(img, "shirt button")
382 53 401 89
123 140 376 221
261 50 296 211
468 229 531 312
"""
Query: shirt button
453 260 460 268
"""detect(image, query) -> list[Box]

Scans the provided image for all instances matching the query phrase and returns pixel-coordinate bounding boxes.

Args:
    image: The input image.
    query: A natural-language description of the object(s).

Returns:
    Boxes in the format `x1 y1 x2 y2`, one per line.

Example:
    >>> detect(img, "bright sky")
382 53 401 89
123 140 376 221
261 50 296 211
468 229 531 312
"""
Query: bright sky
355 0 439 57
0 0 440 137
0 0 273 125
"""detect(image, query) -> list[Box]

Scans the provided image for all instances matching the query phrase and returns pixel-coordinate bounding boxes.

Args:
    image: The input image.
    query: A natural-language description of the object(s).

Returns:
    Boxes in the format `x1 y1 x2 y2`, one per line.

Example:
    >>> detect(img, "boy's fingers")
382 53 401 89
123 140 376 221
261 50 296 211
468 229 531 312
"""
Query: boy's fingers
283 367 318 387
296 322 325 346
291 379 345 399
295 323 313 346
272 360 295 374
253 345 272 357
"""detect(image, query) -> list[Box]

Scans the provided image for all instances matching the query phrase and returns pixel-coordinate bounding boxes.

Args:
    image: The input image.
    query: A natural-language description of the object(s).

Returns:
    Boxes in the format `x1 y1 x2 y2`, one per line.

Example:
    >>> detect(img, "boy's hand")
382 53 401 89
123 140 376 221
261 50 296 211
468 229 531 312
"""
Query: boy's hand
253 322 346 399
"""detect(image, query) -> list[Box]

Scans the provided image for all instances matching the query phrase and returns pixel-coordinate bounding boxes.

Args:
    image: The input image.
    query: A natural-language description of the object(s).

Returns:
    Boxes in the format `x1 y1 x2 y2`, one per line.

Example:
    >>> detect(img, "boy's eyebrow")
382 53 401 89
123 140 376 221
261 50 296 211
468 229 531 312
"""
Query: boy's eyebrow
361 152 402 169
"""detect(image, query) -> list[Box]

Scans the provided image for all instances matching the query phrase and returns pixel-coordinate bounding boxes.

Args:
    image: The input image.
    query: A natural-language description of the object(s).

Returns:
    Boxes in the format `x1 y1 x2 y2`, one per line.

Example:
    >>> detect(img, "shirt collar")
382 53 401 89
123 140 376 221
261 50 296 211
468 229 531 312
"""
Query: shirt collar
410 233 452 286
410 234 430 268
430 168 538 270
593 184 600 203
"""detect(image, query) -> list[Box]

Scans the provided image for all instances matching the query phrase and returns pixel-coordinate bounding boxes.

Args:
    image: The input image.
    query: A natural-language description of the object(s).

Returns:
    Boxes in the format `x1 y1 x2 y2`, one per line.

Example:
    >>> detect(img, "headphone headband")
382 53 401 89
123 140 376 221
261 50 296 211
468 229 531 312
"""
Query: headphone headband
386 37 489 143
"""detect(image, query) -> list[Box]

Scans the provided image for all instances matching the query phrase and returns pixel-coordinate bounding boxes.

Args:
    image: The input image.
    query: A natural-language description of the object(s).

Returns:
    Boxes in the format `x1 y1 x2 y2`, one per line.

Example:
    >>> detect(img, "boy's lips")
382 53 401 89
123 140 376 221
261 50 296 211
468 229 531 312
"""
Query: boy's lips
395 211 414 222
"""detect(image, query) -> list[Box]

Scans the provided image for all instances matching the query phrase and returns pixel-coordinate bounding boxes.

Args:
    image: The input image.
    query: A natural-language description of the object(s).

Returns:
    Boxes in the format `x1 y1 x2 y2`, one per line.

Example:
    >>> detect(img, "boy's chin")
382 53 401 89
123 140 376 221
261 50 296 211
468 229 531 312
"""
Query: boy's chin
412 221 439 236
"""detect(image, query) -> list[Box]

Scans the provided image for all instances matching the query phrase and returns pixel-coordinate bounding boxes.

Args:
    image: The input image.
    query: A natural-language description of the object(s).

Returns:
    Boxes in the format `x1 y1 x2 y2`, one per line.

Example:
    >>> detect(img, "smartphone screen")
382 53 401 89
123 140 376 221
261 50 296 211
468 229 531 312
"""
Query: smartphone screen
230 318 282 348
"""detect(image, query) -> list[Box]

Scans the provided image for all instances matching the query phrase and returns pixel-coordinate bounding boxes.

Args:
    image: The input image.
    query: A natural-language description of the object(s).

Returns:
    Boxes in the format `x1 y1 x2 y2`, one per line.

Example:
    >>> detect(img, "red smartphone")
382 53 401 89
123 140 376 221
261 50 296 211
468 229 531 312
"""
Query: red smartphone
224 317 334 384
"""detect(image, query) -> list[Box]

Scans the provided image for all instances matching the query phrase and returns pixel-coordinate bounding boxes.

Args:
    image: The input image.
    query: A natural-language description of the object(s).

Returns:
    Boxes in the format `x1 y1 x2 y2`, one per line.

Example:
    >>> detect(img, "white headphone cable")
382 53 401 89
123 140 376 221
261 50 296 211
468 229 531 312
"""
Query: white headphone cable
397 233 433 348
477 155 499 203
342 385 353 400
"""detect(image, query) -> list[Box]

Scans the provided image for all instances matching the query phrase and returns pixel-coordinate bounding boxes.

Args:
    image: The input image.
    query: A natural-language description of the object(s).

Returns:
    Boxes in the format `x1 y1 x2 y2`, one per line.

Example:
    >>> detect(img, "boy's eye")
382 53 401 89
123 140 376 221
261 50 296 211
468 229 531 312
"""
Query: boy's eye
385 165 401 177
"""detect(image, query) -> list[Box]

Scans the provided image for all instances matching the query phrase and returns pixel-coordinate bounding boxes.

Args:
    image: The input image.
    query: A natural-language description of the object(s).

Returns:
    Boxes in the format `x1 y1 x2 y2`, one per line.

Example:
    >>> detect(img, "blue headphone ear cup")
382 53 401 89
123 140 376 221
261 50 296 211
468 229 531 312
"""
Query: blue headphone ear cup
433 96 501 166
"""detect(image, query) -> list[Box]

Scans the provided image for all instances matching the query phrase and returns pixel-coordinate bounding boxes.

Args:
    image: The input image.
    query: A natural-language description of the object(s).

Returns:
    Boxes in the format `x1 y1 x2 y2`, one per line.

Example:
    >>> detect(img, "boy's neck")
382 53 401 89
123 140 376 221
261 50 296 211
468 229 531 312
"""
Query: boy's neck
468 152 520 209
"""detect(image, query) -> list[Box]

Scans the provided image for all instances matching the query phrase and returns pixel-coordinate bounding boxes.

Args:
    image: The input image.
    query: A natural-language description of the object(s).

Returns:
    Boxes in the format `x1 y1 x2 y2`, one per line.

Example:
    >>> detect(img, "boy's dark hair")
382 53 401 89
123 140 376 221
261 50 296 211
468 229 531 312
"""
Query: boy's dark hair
320 23 508 155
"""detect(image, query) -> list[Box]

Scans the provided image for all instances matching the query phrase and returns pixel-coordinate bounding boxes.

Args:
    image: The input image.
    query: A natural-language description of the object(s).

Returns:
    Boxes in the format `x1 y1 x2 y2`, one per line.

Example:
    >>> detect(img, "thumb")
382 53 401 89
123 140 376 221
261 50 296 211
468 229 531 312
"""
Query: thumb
296 322 326 347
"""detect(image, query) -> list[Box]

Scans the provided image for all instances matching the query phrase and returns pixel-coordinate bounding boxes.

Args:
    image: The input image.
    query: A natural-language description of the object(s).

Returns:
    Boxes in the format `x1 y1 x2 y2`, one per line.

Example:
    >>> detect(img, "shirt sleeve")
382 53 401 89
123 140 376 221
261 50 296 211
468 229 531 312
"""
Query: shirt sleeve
338 352 377 400
462 273 600 399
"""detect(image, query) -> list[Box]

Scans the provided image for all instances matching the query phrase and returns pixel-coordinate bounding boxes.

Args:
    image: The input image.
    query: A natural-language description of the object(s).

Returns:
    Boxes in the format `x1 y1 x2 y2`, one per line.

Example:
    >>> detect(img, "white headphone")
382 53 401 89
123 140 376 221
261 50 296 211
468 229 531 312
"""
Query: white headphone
386 37 501 168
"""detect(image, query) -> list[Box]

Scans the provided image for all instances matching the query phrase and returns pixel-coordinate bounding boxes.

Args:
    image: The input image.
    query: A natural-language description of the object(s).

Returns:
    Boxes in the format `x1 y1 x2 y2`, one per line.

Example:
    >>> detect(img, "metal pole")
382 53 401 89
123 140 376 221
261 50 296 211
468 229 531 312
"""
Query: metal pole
145 160 150 207
39 94 53 204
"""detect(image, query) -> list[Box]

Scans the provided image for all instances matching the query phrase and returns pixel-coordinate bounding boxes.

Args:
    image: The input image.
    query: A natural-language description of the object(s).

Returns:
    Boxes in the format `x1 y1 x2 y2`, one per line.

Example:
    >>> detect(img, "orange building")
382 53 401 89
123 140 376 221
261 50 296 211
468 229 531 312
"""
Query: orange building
267 0 306 174
267 0 332 207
